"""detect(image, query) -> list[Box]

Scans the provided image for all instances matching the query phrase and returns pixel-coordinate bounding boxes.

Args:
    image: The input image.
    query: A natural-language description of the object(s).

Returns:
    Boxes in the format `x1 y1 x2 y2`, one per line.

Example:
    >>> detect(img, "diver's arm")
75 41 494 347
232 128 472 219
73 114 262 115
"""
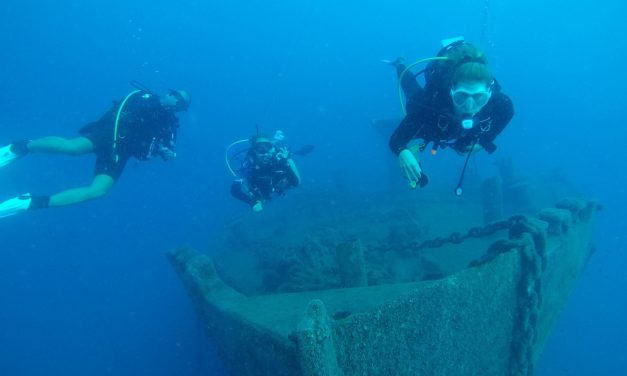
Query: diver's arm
389 115 420 155
390 115 427 187
398 149 423 187
285 158 301 187
274 146 300 186
230 179 258 206
479 93 514 153
157 121 178 160
158 146 176 160
398 64 423 100
157 133 177 160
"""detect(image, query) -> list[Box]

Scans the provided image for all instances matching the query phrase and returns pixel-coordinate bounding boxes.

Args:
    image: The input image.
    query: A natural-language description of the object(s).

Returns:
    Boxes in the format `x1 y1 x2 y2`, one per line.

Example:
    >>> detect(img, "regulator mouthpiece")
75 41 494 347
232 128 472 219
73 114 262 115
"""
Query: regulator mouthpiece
461 118 474 130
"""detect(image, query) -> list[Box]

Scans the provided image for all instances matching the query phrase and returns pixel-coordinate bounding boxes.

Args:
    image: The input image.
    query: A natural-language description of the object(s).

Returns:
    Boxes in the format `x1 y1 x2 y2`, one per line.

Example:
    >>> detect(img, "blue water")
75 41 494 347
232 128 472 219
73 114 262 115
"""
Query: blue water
1 1 625 375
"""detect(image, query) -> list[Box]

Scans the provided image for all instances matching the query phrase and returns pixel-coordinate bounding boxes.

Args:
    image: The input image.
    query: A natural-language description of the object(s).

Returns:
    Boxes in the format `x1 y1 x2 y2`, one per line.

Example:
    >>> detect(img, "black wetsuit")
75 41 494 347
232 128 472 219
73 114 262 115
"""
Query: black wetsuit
230 152 300 206
79 91 179 180
389 64 514 156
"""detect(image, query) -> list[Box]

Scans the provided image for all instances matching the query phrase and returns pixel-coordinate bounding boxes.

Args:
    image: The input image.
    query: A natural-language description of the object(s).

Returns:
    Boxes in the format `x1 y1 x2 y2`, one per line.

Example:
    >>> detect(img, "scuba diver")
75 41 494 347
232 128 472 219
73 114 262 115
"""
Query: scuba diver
385 39 514 194
228 131 301 212
0 87 191 218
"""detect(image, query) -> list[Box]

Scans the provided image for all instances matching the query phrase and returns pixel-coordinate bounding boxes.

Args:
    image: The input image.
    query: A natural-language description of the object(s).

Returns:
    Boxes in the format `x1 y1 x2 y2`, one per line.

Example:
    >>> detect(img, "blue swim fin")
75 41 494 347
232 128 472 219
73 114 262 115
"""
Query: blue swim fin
0 194 32 218
0 144 21 168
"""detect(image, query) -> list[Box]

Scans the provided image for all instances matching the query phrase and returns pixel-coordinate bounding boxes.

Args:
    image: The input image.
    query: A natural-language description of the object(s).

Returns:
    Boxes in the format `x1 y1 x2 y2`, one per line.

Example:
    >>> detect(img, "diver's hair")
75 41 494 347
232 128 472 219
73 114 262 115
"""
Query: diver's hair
444 43 492 85
452 62 492 85
446 43 488 65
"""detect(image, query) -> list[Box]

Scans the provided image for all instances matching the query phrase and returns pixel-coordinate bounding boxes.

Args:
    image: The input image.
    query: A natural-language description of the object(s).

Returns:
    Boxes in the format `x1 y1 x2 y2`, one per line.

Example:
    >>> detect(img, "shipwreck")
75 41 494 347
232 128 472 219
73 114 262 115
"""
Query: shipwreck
169 169 599 376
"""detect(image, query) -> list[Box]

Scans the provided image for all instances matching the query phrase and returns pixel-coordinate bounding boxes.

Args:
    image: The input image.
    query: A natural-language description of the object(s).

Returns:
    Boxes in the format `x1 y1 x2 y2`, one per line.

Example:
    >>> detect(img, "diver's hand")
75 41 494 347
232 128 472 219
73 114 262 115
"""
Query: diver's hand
252 201 263 212
276 146 290 160
159 147 177 161
399 149 422 187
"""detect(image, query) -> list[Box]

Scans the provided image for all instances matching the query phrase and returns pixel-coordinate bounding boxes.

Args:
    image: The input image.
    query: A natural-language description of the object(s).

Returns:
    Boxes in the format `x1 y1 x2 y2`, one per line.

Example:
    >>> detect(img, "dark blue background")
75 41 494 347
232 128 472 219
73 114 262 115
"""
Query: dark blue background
1 1 625 375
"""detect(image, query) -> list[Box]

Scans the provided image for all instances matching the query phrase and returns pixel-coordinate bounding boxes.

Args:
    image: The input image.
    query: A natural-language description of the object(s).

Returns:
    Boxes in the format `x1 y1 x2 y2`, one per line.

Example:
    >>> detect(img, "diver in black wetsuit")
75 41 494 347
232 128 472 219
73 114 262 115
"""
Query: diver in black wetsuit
230 134 301 212
387 41 514 189
0 88 191 218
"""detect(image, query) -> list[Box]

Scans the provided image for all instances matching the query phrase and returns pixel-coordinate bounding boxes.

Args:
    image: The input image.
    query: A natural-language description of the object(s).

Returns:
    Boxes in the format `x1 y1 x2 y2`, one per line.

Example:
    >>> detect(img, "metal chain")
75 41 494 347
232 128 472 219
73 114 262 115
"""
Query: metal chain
406 214 527 254
406 213 547 376
509 224 547 376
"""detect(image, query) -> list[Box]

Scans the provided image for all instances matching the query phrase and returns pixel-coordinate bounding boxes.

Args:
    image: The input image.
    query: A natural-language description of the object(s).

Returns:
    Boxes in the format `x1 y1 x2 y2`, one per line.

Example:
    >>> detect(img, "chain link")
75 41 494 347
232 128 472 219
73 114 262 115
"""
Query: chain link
407 214 527 254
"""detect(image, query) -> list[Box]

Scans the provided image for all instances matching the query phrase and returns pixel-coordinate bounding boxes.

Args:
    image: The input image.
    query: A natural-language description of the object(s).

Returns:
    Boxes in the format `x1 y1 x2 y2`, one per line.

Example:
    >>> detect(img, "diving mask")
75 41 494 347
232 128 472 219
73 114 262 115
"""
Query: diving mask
253 141 275 156
450 84 492 115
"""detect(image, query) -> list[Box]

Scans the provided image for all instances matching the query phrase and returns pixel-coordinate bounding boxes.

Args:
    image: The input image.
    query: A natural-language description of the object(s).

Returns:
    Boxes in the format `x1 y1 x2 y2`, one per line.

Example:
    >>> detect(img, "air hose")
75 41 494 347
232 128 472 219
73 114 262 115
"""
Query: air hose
454 139 479 196
225 139 250 177
113 90 142 162
397 56 449 115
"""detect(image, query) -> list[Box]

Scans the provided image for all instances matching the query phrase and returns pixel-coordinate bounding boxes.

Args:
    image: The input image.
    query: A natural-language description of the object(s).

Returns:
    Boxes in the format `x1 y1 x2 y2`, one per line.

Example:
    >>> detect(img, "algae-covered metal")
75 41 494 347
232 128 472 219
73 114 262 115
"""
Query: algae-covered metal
169 198 598 375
